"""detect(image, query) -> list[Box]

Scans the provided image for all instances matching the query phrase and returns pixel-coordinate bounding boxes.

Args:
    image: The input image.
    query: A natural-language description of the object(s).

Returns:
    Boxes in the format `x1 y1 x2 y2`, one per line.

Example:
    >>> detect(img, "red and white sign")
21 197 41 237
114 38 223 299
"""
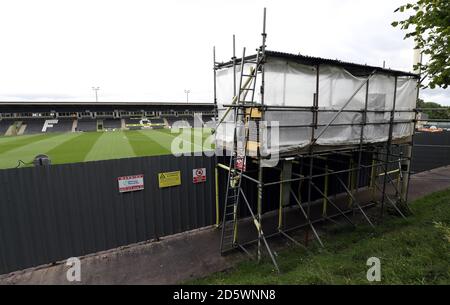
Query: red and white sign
118 174 144 193
235 156 246 172
192 168 206 184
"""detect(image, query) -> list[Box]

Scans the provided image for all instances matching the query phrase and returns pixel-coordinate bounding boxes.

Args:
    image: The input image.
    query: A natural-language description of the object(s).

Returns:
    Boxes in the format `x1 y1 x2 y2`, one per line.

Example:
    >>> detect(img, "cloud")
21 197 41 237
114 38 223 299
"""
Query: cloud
0 0 447 105
421 88 450 106
0 93 79 101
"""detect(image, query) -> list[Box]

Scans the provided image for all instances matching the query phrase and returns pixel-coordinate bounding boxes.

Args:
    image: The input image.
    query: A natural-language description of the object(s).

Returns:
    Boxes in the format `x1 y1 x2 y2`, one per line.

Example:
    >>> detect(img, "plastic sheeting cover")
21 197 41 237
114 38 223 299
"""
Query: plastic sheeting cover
215 57 418 154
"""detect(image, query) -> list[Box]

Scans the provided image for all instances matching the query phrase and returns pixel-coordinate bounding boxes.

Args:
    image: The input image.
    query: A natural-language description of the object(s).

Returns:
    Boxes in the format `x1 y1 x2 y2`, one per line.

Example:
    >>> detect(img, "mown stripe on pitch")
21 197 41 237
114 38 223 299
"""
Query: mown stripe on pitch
46 132 102 164
0 133 40 144
124 130 169 157
0 133 80 169
148 128 208 153
0 133 61 154
137 129 182 154
84 131 135 162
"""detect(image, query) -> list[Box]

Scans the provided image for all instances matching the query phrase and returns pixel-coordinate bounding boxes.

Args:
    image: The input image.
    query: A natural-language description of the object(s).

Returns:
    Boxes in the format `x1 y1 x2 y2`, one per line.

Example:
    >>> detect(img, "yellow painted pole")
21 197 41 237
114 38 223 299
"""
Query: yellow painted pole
378 169 400 176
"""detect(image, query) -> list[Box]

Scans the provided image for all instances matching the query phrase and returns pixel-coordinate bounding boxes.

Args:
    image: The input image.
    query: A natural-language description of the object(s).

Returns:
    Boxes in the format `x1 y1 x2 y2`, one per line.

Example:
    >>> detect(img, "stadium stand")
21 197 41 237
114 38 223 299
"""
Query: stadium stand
178 116 194 127
203 115 214 122
150 118 165 123
45 119 74 133
203 116 216 129
165 117 179 127
0 120 12 136
77 119 97 132
0 102 216 134
193 114 204 127
21 119 45 134
103 119 121 130
165 115 205 128
124 118 145 130
150 118 166 129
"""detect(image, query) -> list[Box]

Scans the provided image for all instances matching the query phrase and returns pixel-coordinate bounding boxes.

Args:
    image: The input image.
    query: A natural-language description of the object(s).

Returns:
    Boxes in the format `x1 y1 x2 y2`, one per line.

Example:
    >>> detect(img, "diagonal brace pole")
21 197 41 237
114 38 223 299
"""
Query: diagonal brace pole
372 180 407 219
278 229 307 249
332 174 375 228
239 188 280 273
290 189 324 247
310 182 356 227
311 70 377 145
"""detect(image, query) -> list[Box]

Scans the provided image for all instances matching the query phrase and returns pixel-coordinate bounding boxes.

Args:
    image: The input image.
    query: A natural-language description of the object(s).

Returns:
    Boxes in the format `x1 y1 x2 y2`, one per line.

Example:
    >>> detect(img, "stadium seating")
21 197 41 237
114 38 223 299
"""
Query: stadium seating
166 115 208 128
0 114 214 136
193 114 204 127
124 117 168 130
165 117 179 127
0 120 12 136
103 119 121 130
150 118 166 129
203 116 216 129
45 119 73 133
77 119 97 132
15 119 73 134
124 118 144 130
150 118 165 124
22 119 45 134
178 116 194 127
203 115 214 122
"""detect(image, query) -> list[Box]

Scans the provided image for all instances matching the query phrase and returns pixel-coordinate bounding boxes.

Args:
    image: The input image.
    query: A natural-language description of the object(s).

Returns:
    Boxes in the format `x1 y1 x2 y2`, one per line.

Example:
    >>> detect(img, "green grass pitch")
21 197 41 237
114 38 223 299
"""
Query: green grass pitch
0 128 213 170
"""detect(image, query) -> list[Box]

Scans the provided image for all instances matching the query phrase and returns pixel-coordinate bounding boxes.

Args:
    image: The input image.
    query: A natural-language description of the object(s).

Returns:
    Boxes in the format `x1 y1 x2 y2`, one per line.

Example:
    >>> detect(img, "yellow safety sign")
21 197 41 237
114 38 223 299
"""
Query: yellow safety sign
158 171 181 188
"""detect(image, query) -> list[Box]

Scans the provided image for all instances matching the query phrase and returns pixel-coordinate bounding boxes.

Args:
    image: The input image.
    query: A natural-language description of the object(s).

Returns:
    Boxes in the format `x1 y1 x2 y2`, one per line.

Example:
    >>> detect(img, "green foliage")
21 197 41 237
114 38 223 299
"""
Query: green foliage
392 0 450 89
417 99 450 119
433 221 450 243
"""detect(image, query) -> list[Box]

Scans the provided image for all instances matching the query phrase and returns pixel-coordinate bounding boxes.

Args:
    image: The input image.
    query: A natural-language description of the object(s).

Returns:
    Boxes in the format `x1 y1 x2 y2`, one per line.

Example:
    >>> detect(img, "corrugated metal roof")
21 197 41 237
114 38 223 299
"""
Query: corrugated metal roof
217 50 419 78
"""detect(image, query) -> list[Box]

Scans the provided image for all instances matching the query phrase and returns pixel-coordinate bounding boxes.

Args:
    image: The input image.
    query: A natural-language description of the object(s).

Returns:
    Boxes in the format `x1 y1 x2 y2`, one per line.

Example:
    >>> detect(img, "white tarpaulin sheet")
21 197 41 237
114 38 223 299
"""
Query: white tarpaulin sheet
216 57 418 155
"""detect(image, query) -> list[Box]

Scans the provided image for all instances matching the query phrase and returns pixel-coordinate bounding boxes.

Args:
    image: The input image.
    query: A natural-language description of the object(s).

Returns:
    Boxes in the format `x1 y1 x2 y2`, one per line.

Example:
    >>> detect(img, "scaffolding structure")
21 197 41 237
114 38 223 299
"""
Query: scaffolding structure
213 9 420 272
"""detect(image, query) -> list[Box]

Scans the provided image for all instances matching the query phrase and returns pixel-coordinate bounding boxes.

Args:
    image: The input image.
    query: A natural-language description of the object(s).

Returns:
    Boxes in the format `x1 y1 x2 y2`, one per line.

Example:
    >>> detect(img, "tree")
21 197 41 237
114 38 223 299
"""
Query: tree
417 99 450 119
392 0 450 89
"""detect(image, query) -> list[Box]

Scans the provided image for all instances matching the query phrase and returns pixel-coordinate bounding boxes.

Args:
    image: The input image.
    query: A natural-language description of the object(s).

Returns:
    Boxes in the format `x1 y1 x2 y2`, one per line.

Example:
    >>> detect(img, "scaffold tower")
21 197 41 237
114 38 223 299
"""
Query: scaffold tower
213 8 419 272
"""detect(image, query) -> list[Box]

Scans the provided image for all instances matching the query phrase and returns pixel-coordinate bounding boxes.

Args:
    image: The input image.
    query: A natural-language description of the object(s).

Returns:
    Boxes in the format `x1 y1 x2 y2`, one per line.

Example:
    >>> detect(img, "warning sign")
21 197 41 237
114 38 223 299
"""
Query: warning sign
158 171 181 188
235 156 246 172
192 168 206 184
118 174 144 193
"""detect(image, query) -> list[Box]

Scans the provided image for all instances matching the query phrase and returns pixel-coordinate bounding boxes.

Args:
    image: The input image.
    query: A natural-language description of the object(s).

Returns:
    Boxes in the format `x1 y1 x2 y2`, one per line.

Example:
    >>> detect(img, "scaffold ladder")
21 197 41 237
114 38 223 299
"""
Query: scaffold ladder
220 47 261 254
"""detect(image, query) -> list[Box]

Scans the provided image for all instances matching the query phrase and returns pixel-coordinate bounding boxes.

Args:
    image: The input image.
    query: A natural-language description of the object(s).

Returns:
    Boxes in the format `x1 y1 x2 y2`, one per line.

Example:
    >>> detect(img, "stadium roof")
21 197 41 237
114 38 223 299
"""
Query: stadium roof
217 50 419 78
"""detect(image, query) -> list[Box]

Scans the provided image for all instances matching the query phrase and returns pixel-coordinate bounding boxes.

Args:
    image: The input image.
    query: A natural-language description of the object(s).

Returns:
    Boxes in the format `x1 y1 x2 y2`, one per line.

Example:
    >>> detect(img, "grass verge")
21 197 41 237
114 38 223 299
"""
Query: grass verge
190 188 450 285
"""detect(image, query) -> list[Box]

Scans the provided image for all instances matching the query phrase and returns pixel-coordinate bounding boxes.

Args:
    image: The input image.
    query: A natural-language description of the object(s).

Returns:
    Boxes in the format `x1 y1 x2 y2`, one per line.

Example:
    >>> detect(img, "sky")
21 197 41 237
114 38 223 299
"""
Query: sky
0 0 448 105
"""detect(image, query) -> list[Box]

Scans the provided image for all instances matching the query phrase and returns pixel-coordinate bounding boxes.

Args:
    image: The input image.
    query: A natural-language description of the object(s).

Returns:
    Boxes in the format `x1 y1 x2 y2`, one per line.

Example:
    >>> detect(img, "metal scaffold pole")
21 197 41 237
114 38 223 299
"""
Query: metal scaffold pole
213 46 218 121
214 7 415 274
257 165 263 262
